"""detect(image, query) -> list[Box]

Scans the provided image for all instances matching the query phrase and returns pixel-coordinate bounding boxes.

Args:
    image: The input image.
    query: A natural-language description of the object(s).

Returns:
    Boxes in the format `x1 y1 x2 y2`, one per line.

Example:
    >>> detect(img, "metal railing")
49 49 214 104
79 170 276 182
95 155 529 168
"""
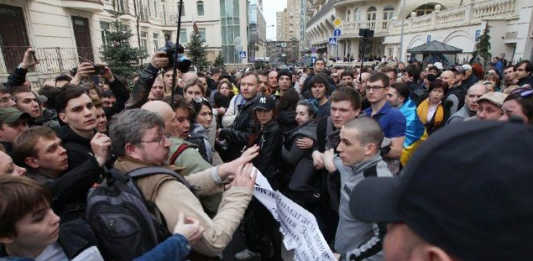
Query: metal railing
0 46 100 75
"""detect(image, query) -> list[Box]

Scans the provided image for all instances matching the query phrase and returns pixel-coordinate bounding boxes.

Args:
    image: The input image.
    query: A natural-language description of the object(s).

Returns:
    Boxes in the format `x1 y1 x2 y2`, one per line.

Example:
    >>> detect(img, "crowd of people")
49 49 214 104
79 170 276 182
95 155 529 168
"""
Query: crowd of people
0 47 532 261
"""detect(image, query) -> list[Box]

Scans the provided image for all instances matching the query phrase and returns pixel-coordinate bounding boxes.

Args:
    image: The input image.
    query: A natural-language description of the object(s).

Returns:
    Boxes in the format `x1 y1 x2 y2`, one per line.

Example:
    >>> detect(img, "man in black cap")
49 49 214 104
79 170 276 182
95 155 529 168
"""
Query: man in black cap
277 69 293 97
350 121 533 261
0 107 30 155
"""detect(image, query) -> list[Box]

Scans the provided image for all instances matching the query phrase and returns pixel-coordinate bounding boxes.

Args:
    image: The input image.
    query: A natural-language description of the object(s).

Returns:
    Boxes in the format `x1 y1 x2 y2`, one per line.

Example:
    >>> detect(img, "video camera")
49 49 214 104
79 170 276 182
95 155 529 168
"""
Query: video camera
159 41 191 73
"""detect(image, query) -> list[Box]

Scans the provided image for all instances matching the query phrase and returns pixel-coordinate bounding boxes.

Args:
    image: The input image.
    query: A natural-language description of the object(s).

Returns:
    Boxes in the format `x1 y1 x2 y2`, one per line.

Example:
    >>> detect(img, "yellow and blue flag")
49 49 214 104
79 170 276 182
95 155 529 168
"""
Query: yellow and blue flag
399 99 428 166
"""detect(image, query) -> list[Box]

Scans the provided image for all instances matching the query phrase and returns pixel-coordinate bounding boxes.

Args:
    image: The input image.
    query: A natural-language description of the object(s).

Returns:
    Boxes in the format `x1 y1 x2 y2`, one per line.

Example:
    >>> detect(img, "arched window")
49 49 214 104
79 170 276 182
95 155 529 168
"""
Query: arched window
408 4 436 18
197 1 204 16
367 6 377 21
354 8 361 21
383 5 394 20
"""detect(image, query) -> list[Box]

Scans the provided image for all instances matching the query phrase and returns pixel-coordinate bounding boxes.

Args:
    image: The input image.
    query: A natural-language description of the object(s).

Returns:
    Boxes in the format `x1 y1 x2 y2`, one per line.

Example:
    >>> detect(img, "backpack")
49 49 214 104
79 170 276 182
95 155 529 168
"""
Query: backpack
86 166 191 261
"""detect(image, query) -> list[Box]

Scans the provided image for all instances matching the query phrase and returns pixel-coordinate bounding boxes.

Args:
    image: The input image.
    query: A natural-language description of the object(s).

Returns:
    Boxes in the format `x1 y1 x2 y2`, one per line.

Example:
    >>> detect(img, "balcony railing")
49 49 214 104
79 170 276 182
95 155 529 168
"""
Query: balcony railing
62 0 104 12
341 20 391 37
388 0 519 35
0 46 101 75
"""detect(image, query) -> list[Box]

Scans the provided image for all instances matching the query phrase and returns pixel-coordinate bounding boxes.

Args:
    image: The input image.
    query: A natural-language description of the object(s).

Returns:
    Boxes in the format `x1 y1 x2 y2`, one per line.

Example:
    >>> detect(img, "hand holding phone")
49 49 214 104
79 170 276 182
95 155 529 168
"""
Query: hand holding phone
21 48 39 70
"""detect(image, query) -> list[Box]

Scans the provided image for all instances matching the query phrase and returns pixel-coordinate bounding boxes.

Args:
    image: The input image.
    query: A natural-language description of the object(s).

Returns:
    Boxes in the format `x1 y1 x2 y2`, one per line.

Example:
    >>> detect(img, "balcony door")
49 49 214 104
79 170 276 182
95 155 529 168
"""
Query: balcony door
0 4 30 70
72 16 95 63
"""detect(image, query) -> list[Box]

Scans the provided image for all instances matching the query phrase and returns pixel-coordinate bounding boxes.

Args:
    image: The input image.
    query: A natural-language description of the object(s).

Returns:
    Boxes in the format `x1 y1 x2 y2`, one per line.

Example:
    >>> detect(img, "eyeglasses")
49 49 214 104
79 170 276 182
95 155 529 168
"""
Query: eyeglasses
511 87 533 98
140 134 169 146
0 97 14 104
366 85 386 91
192 96 210 104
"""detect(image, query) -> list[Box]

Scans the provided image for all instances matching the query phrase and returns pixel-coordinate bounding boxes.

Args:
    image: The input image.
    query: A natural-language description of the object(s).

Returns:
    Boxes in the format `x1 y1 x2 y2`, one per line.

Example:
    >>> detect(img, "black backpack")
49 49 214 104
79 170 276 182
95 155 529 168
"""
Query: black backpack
86 166 191 261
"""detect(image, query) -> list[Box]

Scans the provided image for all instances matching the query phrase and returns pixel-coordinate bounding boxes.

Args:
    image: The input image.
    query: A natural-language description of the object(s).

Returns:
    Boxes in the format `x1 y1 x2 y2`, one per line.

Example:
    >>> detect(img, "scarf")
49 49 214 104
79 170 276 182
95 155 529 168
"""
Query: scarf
417 98 444 127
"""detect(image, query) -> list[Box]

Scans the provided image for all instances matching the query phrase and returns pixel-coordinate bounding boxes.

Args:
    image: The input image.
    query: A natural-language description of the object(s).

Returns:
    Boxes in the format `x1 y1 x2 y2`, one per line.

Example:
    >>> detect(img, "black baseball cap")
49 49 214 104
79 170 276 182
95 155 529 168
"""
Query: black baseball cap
253 95 275 111
351 121 533 261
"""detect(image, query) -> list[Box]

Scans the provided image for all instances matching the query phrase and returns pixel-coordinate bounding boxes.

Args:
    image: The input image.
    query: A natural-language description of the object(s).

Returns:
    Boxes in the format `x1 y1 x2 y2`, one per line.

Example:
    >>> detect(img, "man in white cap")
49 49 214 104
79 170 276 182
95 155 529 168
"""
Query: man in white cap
476 92 508 121
462 63 479 90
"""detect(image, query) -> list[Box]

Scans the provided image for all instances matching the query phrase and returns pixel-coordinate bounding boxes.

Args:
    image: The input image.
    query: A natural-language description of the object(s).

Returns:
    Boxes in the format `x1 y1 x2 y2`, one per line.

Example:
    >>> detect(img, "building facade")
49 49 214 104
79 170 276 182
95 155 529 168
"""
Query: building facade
266 40 300 66
305 0 533 65
276 0 301 41
0 0 250 84
248 0 267 63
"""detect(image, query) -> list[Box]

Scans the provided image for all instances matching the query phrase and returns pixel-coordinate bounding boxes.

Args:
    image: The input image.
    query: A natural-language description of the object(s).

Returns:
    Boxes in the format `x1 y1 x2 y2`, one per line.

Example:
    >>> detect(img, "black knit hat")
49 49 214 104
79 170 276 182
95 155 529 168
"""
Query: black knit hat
277 69 292 82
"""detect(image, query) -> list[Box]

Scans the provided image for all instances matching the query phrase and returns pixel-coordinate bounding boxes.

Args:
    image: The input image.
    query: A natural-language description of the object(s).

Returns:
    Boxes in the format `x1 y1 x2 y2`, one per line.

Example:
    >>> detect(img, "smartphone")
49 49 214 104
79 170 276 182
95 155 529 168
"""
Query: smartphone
93 64 106 75
30 50 38 63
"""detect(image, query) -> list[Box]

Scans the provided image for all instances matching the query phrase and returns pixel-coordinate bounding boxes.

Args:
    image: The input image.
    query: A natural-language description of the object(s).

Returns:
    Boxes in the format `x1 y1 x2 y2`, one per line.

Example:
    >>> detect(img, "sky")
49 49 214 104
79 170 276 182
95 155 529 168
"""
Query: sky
262 0 287 40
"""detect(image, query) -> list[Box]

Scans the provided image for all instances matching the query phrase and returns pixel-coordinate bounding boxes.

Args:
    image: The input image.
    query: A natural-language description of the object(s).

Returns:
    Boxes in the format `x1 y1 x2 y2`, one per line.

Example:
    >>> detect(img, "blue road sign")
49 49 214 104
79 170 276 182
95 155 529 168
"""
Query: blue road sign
333 28 342 37
329 37 337 45
475 30 481 41
239 51 247 59
311 57 317 65
427 35 431 43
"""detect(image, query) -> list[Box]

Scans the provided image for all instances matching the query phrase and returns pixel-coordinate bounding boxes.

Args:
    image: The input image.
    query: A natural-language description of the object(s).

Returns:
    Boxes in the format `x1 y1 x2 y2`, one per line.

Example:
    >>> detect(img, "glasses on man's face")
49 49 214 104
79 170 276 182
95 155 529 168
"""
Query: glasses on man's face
140 134 169 146
366 85 386 91
193 96 209 104
0 97 14 104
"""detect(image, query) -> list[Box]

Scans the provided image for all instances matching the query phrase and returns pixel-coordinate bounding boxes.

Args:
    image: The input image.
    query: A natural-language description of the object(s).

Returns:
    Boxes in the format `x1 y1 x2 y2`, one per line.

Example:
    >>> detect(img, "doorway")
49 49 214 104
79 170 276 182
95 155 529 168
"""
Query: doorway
72 16 95 63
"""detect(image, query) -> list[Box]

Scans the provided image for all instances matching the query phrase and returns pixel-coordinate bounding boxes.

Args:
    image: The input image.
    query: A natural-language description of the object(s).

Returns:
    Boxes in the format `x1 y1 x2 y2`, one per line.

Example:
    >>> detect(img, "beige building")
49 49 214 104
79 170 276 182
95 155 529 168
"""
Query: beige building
0 0 250 84
276 0 301 41
305 0 533 65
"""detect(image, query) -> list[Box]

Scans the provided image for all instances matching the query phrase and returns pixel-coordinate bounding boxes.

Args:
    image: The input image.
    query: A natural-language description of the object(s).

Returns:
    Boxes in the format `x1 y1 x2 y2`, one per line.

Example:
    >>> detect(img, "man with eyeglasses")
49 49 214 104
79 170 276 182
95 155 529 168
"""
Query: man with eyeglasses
446 83 489 125
110 109 259 259
0 87 16 108
364 72 406 174
514 60 533 87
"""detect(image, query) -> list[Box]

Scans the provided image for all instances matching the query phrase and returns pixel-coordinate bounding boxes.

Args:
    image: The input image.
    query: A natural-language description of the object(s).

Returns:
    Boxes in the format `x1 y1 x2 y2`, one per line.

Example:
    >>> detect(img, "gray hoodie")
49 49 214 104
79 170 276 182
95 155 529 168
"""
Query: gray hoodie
334 154 392 261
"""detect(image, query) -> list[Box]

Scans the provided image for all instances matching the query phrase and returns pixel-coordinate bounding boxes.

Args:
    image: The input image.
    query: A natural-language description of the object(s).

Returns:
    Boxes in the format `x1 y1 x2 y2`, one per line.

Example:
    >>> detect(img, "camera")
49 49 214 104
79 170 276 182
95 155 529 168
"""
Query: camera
93 64 106 75
159 41 191 73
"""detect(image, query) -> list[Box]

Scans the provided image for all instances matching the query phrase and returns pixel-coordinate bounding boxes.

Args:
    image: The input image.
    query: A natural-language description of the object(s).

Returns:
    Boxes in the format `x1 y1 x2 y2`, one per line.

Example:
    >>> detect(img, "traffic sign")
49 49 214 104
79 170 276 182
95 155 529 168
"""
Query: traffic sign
239 51 247 59
328 37 337 45
333 18 342 27
333 28 342 37
311 56 317 65
311 46 317 53
427 35 431 43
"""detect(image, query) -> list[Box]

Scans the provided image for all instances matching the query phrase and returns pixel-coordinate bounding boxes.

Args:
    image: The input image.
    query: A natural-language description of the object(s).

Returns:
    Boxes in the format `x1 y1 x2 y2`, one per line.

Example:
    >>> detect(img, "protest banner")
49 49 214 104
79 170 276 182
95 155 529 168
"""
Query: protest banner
252 168 336 261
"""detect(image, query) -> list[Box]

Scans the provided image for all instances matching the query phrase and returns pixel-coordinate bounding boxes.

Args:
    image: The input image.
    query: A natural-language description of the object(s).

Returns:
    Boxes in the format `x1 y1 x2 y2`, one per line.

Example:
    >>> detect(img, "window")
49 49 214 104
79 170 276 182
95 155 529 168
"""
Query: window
140 31 148 51
179 2 185 16
153 0 158 18
100 21 112 46
199 28 206 42
153 33 160 51
367 7 377 21
347 10 351 22
383 6 394 20
197 1 204 16
354 8 361 21
180 29 187 43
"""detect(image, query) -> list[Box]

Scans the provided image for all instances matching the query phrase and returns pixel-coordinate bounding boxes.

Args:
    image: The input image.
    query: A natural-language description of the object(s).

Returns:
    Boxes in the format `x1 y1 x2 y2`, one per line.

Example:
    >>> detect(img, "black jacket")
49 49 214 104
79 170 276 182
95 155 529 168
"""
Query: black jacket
56 125 93 172
463 74 479 90
277 109 298 133
104 78 130 119
4 67 27 90
126 63 159 109
219 96 259 161
26 157 102 222
252 121 283 189
518 75 533 87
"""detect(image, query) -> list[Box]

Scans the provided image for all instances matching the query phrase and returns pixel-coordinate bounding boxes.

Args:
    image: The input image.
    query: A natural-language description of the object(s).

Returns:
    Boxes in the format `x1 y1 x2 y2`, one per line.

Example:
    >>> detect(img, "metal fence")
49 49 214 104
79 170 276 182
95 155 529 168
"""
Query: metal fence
1 46 99 75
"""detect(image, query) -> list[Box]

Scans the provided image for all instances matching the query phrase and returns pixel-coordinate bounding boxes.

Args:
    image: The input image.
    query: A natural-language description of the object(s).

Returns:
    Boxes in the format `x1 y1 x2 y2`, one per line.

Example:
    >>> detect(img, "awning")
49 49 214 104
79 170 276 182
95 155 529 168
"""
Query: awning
407 40 463 54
